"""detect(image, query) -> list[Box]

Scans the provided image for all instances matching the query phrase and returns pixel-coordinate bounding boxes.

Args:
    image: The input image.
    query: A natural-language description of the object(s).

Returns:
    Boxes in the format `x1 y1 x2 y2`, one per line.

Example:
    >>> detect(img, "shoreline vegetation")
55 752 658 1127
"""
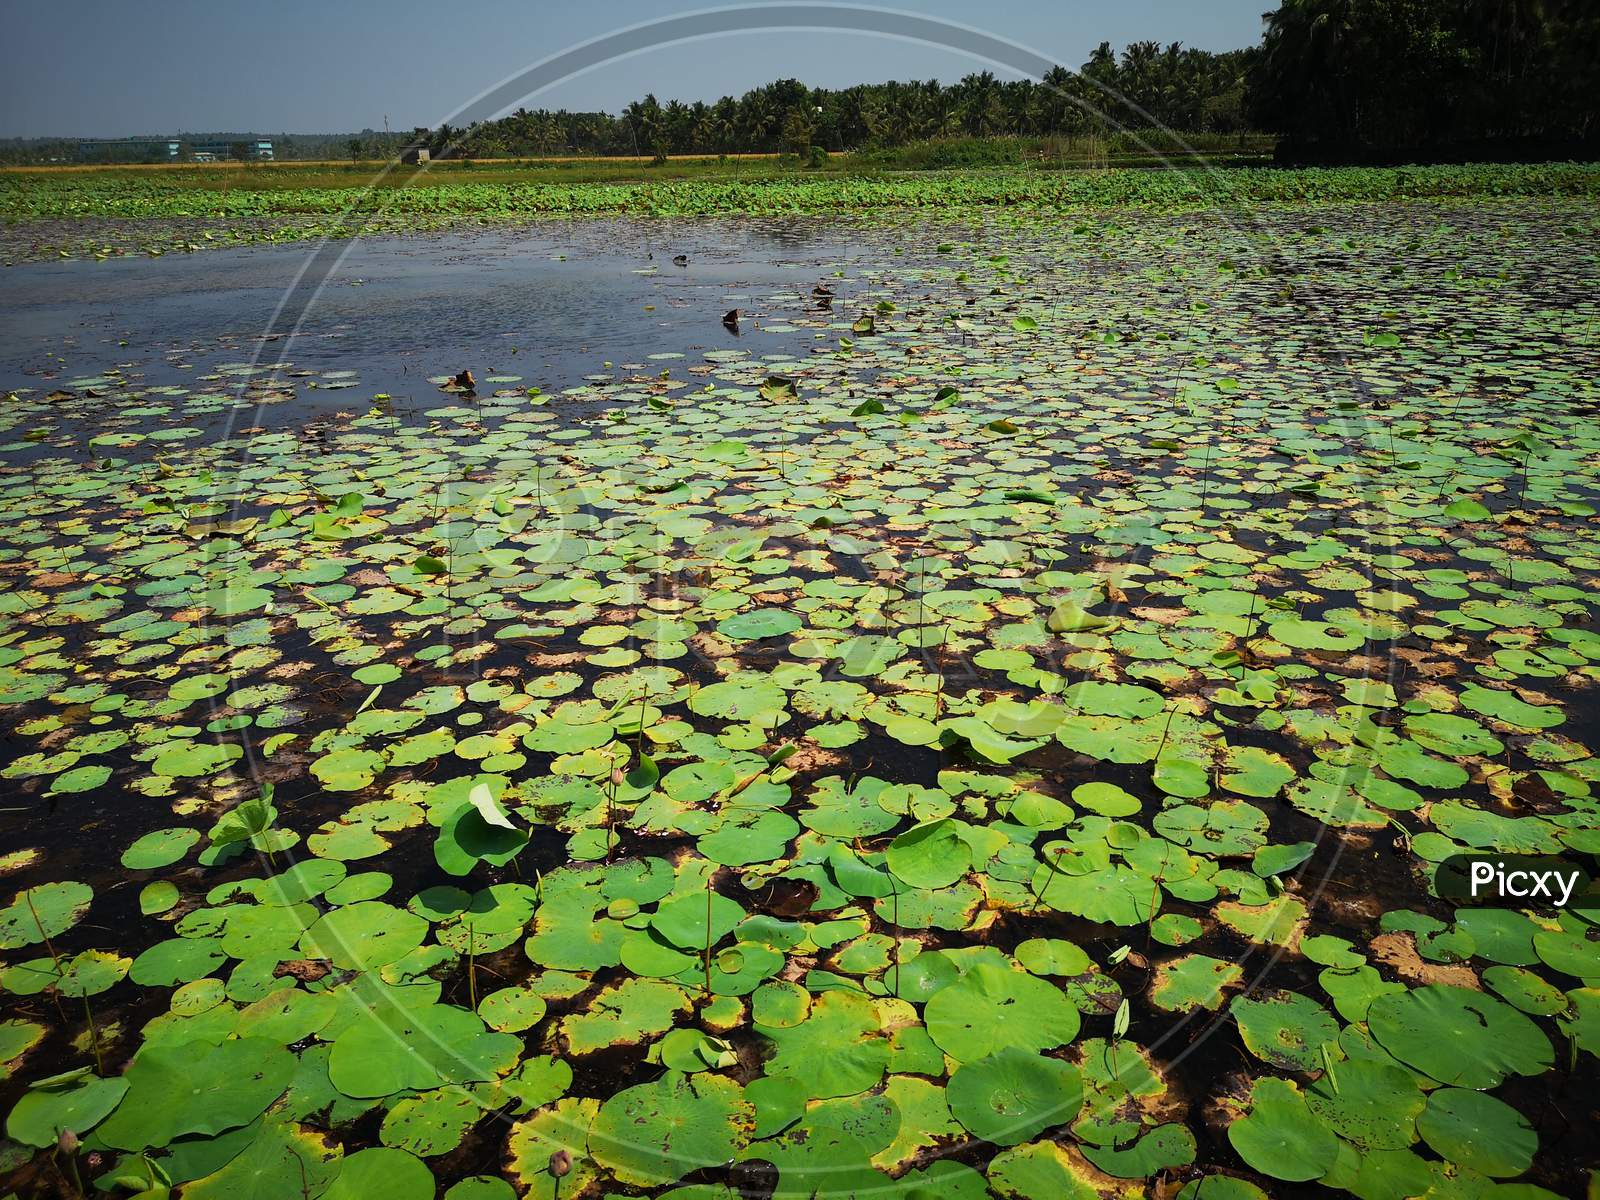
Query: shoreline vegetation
2 160 1597 263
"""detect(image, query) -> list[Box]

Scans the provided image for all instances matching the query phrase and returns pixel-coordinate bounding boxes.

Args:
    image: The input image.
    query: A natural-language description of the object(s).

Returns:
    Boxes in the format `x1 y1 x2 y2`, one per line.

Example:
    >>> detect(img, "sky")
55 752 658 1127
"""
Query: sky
1 1 1269 138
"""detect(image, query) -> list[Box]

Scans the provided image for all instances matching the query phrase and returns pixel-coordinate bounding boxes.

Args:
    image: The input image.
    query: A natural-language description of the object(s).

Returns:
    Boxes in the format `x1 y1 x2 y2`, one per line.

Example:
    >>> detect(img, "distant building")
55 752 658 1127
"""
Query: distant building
77 138 181 163
75 137 273 163
190 140 274 161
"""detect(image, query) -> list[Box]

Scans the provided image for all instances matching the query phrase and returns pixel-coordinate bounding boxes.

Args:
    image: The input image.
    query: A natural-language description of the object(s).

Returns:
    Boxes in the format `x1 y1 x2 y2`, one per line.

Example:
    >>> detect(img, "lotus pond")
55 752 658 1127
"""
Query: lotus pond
1 197 1598 1200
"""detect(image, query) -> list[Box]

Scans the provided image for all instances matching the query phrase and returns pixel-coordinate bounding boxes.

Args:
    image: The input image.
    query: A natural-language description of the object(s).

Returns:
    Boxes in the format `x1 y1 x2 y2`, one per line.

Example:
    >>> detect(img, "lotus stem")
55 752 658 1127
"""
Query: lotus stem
81 995 104 1075
25 890 71 1031
605 765 622 863
703 872 714 995
891 881 901 999
1028 846 1066 916
55 1145 83 1199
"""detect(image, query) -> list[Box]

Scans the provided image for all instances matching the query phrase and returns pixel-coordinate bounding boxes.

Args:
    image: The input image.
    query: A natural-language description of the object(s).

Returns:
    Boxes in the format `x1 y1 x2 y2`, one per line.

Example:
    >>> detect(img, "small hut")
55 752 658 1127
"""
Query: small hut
400 128 431 166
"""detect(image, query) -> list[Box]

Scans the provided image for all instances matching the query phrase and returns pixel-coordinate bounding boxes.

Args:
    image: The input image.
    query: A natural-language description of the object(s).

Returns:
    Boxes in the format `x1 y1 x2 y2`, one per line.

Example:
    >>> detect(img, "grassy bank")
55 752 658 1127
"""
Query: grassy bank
2 133 1276 180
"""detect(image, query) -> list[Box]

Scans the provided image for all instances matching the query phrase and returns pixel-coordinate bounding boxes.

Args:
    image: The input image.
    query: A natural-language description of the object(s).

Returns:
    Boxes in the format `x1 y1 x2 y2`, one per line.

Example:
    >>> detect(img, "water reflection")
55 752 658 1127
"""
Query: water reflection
0 218 878 395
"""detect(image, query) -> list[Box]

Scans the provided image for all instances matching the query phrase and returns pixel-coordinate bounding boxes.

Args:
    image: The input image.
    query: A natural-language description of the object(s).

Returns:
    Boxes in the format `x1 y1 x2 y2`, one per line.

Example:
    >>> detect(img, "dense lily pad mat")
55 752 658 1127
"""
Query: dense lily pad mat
2 161 1599 262
1 198 1598 1199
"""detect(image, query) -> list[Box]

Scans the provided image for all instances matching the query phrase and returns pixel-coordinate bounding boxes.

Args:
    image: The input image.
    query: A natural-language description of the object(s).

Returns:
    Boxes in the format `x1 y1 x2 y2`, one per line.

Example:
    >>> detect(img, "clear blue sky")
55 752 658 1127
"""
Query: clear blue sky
2 1 1268 137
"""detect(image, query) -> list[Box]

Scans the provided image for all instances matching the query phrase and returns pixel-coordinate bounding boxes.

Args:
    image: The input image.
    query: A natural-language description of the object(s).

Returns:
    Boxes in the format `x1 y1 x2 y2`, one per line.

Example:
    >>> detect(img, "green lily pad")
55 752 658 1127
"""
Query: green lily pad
988 1139 1126 1200
1177 1179 1268 1200
1231 991 1339 1072
328 996 518 1098
153 739 242 778
181 1118 342 1200
1150 954 1242 1013
299 902 427 970
1228 1077 1338 1182
588 1070 753 1186
1416 1088 1537 1178
129 935 227 986
381 1089 481 1156
1305 1060 1424 1150
1367 984 1553 1087
507 1098 600 1200
561 978 692 1056
48 764 110 795
925 963 1081 1062
717 609 802 640
121 826 201 870
756 989 889 1099
1079 1122 1196 1177
5 1073 128 1147
947 1046 1083 1146
651 890 746 951
885 818 972 889
0 881 92 949
323 1147 436 1200
96 1037 295 1149
311 747 385 791
1014 938 1091 977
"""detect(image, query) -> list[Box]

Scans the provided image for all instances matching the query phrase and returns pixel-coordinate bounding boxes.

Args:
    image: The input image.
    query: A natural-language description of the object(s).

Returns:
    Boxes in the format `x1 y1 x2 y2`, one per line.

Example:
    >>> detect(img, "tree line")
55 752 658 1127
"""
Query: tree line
447 42 1256 160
